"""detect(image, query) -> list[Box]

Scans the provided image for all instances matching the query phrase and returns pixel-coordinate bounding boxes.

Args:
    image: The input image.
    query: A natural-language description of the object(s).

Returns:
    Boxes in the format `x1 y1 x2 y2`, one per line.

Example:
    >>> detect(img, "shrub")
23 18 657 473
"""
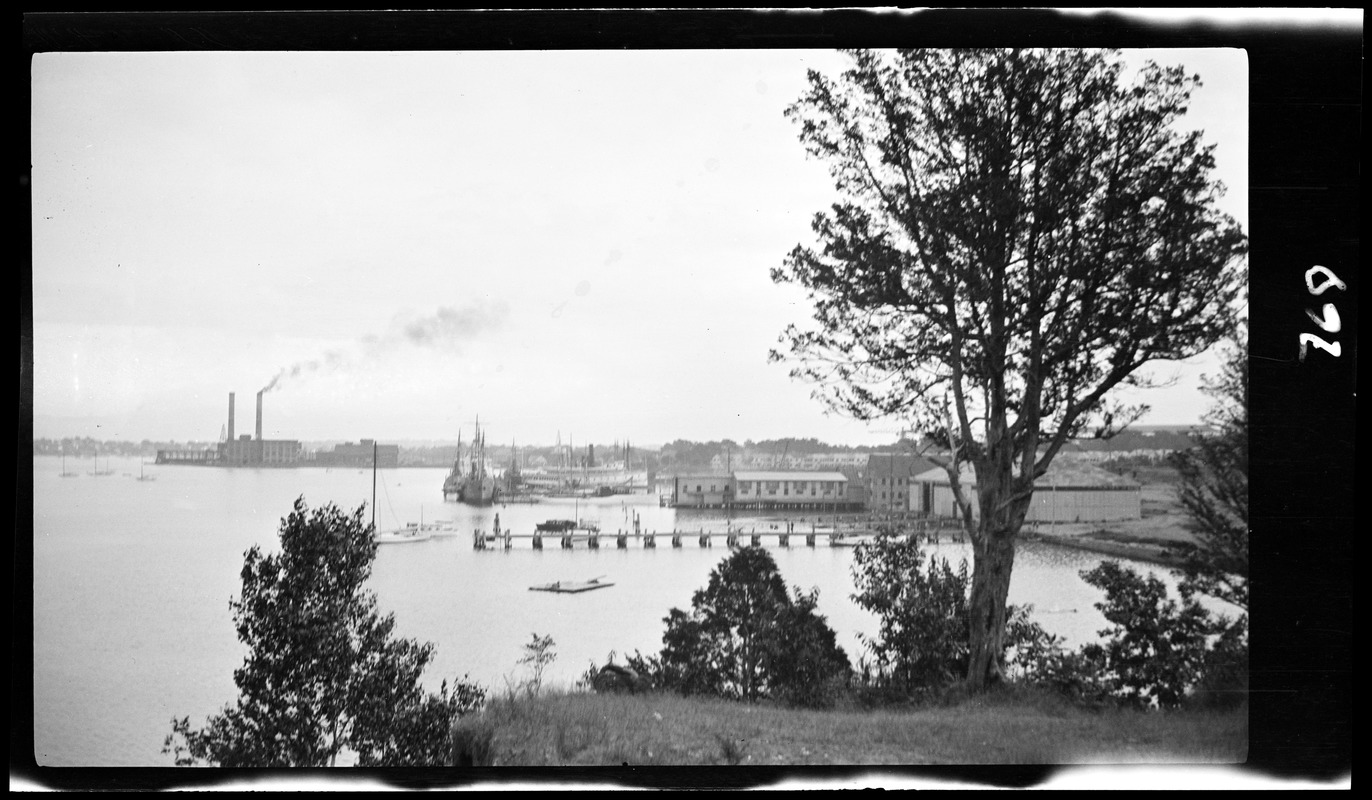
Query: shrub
1080 560 1216 709
1189 616 1249 710
657 547 850 707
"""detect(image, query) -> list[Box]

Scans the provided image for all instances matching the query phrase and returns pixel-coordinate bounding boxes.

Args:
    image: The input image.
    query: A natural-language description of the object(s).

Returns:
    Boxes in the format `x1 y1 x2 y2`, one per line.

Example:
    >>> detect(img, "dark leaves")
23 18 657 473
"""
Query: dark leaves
163 497 482 766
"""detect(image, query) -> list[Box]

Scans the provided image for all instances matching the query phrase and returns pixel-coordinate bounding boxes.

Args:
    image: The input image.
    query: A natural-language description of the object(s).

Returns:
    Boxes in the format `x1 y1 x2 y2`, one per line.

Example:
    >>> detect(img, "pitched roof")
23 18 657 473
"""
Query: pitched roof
865 453 938 478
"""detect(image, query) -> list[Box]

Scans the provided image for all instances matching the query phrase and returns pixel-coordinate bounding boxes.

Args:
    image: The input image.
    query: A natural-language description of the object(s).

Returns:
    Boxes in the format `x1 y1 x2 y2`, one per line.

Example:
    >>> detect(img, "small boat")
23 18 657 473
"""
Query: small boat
419 519 459 537
60 447 77 478
89 449 115 477
403 508 457 537
529 576 614 594
376 528 433 545
370 441 431 545
535 519 578 533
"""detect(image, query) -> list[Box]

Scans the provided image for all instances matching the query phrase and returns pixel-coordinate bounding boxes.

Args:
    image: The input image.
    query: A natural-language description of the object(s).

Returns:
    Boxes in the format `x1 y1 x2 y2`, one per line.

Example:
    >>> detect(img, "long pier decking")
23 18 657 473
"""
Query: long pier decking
472 518 968 550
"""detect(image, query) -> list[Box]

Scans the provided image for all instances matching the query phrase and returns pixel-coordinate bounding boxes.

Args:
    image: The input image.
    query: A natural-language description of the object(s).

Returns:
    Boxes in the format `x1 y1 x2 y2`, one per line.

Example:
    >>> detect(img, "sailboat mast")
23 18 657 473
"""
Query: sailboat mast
371 440 377 529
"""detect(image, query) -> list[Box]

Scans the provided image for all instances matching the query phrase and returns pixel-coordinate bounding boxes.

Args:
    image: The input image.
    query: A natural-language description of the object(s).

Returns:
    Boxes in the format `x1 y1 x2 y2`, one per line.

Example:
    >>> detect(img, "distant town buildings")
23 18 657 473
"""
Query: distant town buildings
660 447 1159 519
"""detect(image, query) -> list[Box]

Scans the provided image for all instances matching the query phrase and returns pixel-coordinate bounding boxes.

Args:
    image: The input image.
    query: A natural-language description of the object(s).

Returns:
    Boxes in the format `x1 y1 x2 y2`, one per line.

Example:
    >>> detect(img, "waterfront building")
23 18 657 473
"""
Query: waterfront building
314 439 399 468
671 473 734 508
732 471 858 511
911 459 1141 523
865 453 937 513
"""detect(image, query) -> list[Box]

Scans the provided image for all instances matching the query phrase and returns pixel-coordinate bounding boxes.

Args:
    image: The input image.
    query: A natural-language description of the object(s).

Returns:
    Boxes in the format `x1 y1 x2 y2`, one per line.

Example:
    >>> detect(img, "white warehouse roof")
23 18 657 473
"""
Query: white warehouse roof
733 471 849 482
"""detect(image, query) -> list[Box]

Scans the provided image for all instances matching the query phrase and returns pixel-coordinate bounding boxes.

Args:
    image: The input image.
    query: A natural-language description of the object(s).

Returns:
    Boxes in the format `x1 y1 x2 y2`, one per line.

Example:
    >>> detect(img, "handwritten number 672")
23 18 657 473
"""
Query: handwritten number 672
1299 265 1346 361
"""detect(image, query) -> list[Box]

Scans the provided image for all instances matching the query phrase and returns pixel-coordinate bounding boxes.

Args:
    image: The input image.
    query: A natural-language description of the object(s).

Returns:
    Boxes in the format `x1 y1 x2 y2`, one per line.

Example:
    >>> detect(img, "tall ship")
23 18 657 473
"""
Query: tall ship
443 419 498 505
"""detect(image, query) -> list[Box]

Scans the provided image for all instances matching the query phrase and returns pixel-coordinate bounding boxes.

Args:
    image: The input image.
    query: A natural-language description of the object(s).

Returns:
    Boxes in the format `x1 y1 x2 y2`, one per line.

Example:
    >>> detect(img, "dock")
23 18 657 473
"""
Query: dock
473 518 967 550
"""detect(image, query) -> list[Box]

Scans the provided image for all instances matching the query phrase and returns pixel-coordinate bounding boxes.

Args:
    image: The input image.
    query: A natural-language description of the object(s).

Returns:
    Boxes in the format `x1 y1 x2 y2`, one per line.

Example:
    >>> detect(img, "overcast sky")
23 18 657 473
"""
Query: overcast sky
30 47 1247 447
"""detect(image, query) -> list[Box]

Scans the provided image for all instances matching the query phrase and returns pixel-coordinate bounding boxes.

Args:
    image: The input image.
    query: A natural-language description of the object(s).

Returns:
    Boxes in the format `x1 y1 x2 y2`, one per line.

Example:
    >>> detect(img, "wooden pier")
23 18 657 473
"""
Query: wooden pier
472 518 967 550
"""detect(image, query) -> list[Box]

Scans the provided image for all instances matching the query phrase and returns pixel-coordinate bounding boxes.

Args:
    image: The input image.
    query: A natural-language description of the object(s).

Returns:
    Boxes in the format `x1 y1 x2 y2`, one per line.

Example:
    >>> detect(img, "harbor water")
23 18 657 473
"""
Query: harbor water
31 454 1203 766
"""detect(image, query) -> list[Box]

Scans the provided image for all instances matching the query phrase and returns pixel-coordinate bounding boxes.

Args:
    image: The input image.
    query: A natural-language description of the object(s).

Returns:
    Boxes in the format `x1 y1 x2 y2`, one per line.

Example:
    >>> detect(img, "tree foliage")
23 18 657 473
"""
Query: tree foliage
163 497 484 766
1079 561 1216 709
851 535 971 689
851 534 1055 695
1171 321 1248 612
773 48 1247 687
657 547 850 707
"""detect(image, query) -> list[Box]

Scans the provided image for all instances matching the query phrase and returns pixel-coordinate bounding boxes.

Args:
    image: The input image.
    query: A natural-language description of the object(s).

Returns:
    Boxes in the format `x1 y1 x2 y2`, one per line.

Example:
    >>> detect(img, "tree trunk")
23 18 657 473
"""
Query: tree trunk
966 525 1017 689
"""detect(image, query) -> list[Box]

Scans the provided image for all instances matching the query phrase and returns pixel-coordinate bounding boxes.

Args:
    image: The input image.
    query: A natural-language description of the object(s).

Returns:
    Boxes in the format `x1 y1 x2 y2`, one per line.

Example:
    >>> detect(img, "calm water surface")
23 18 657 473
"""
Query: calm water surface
32 454 1200 766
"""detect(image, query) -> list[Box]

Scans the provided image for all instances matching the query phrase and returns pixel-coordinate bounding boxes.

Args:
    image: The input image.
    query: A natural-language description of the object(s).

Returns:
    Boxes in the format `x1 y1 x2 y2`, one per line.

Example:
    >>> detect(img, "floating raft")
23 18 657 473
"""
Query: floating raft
529 579 614 594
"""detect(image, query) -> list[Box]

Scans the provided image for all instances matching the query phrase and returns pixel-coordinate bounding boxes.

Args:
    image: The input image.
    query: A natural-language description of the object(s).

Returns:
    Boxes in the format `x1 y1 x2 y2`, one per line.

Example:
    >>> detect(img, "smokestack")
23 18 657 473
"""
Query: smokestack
228 393 236 442
256 390 264 440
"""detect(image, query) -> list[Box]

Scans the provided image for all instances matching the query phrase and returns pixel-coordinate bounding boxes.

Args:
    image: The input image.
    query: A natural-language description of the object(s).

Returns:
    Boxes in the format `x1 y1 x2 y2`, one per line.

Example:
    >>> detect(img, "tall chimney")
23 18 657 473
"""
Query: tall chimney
227 392 236 442
256 390 264 440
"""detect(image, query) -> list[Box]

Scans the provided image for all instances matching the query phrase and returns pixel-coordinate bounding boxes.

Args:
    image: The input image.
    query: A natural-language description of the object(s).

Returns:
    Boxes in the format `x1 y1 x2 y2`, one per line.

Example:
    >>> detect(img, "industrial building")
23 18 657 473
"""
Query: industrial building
315 440 399 469
910 459 1141 523
157 391 302 467
865 453 938 513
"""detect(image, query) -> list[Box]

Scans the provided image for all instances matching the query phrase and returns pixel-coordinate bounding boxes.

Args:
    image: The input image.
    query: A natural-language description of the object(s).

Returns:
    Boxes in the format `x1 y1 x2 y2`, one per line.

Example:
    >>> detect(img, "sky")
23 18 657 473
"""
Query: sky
29 47 1248 448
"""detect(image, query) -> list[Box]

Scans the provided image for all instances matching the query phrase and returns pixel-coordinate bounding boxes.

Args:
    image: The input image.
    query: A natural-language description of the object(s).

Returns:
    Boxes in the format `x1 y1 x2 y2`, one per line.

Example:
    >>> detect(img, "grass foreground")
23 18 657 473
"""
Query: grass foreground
450 684 1247 768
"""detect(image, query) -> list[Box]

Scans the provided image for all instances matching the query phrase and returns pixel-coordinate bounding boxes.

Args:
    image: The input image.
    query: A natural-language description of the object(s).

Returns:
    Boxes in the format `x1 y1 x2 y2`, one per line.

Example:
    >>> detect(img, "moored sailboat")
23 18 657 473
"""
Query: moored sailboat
372 441 431 545
443 417 498 505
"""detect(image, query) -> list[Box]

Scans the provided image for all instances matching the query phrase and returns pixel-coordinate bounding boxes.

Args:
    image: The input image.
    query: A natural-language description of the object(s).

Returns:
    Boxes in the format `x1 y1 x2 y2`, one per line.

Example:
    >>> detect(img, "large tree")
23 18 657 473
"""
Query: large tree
163 497 484 766
773 49 1247 688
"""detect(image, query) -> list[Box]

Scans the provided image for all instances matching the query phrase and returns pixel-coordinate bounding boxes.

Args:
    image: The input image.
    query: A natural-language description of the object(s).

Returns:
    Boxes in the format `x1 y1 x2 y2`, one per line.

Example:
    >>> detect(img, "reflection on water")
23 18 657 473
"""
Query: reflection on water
32 456 1220 766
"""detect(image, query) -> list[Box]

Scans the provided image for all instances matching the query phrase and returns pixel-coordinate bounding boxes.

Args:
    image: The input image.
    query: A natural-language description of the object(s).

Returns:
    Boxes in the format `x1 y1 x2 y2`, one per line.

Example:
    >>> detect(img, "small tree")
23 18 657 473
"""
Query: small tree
851 535 971 689
516 633 557 697
163 497 483 766
658 547 849 706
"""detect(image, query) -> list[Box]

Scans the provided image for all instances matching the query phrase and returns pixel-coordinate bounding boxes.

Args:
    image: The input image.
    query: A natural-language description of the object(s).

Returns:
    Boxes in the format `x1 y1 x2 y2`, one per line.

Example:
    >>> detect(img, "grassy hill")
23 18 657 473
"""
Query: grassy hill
450 685 1246 769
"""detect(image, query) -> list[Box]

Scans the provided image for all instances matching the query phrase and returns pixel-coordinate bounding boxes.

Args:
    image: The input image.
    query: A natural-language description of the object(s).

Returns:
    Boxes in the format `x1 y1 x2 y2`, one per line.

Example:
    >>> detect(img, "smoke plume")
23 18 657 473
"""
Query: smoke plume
260 300 509 393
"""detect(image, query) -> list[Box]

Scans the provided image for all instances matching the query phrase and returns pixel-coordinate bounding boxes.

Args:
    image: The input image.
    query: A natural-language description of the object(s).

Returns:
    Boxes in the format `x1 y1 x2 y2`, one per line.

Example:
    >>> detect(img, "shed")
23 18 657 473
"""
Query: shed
911 459 1141 523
